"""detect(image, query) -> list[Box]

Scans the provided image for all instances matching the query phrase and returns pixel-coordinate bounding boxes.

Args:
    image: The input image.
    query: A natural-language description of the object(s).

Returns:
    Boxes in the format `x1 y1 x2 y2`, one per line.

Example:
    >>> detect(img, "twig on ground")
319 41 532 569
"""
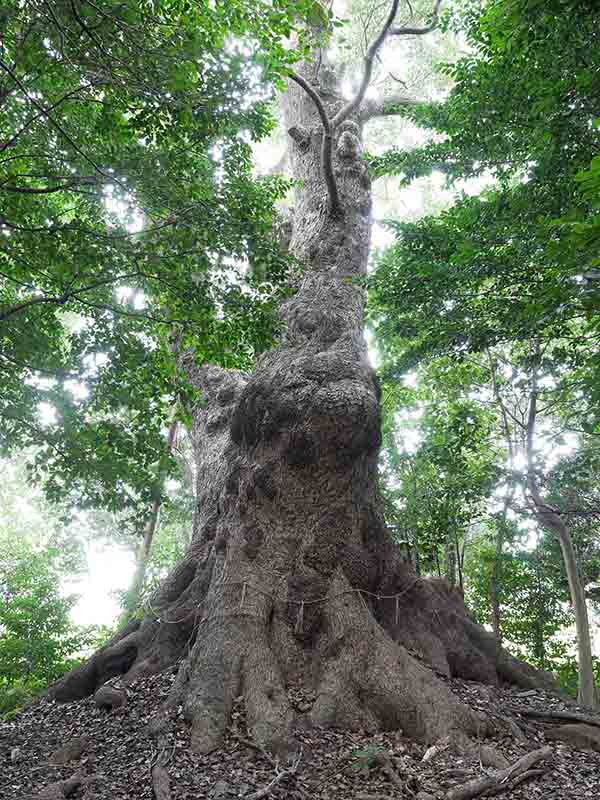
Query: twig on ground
512 707 600 729
445 746 552 800
485 768 547 797
247 748 303 800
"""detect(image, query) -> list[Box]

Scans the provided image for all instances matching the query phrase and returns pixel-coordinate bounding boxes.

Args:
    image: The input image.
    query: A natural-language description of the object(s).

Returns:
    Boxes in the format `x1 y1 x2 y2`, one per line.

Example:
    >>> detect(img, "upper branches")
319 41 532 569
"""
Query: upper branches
390 0 442 37
331 0 401 129
288 0 442 214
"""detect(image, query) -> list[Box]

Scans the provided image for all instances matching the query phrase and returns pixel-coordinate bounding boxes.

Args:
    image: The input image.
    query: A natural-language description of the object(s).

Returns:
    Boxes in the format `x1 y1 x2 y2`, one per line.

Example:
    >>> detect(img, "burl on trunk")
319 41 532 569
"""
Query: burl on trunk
52 2 558 754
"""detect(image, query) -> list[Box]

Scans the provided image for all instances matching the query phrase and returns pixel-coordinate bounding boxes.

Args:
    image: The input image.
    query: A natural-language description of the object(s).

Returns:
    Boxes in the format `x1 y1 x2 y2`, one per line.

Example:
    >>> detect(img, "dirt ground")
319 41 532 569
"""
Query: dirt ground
2 665 599 799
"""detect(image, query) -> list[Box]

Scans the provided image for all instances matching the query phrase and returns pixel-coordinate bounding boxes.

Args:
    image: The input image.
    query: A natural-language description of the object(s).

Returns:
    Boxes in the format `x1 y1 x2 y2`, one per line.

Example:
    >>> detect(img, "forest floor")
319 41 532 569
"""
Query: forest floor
2 664 599 800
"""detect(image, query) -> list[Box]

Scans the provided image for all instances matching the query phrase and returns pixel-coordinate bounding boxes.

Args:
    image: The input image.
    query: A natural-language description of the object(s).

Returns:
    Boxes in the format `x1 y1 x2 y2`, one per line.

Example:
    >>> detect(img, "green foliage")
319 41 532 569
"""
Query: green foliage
0 0 312 526
370 185 598 375
370 0 600 371
381 358 499 578
0 532 92 716
544 446 600 593
566 148 600 267
554 654 600 698
465 531 573 673
0 678 47 719
370 0 600 677
369 0 600 370
351 743 384 773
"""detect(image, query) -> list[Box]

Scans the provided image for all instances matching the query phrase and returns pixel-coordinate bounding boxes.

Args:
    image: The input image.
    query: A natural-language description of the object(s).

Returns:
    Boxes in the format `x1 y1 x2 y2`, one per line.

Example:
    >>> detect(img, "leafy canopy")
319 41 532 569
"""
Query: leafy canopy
370 0 600 378
0 0 319 522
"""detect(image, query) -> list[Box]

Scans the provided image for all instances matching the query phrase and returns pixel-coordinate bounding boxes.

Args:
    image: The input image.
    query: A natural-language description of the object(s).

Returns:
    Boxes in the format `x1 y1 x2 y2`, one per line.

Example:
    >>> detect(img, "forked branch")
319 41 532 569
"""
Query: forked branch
288 0 441 212
289 0 401 214
332 0 401 128
390 0 443 36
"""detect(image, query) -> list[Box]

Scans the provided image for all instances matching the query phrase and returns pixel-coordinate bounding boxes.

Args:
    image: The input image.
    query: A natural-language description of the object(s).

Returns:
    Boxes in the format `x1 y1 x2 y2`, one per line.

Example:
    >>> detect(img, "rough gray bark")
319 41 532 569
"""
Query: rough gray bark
51 9 561 754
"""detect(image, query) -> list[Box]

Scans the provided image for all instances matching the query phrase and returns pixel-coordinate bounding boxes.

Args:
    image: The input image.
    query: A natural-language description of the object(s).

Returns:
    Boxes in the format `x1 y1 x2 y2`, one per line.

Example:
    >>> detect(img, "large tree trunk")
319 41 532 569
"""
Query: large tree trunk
51 44 559 754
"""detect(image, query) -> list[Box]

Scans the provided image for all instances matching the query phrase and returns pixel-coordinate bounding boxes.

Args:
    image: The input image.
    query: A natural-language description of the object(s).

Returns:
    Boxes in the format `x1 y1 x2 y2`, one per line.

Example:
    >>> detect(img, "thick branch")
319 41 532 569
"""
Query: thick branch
288 72 341 215
513 707 600 728
360 92 428 121
390 0 443 36
1 177 97 194
332 0 400 128
0 293 69 322
264 148 288 176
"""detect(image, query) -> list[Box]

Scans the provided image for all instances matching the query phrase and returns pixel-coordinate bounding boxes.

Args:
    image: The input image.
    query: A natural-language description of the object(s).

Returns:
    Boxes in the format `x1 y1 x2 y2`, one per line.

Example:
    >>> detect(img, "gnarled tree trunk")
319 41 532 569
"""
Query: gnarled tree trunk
52 11 559 754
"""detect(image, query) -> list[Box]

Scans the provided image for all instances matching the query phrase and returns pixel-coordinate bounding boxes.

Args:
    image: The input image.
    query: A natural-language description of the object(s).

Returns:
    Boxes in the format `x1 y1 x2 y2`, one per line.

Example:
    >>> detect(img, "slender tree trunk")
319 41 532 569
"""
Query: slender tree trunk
534 543 546 670
445 537 457 586
123 417 179 615
52 9 562 752
456 533 464 593
553 522 596 706
490 491 513 646
487 350 516 647
525 357 597 708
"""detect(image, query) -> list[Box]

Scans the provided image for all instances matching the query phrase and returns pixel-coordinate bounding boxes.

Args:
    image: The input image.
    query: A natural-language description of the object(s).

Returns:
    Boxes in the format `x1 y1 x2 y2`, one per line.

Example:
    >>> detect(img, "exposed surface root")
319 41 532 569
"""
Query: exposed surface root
6 670 600 800
51 558 560 756
309 572 493 744
30 772 100 799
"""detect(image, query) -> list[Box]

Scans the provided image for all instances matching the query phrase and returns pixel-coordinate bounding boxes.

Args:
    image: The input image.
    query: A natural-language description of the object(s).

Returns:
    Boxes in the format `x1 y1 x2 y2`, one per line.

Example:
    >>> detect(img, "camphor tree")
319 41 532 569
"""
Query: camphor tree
53 1 557 754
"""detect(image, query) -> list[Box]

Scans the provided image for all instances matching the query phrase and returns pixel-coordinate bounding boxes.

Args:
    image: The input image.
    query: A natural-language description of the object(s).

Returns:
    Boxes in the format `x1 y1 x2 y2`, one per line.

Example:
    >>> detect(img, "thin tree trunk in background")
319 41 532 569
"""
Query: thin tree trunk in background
526 353 597 709
534 544 546 670
445 537 456 586
124 417 178 614
456 533 464 593
490 519 504 645
490 489 514 646
487 349 516 647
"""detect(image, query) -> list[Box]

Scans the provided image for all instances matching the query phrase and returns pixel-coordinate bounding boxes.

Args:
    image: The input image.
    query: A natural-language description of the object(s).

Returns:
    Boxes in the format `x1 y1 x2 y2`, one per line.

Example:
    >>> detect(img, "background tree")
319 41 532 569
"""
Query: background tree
0 456 92 717
370 0 600 706
381 358 498 586
465 530 575 673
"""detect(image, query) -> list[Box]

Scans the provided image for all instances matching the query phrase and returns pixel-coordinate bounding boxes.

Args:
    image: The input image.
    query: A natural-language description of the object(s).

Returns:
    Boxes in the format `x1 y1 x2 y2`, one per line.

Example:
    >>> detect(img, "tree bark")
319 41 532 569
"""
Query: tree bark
51 9 561 753
489 493 514 647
